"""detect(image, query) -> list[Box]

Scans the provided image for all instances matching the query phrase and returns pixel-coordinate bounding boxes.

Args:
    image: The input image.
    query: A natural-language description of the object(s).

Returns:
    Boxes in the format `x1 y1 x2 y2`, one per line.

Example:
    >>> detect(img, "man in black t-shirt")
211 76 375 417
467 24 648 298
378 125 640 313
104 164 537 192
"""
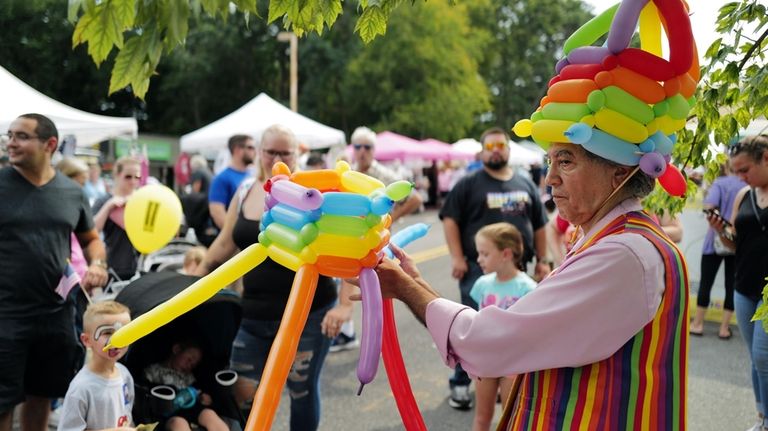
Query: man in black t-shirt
438 127 550 410
0 114 108 431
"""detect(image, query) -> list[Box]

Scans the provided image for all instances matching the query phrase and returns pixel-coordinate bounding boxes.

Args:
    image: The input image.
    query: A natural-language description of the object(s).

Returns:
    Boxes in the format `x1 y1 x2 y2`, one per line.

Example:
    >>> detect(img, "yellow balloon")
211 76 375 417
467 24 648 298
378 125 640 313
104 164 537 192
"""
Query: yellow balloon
108 244 268 348
639 2 662 57
124 184 183 254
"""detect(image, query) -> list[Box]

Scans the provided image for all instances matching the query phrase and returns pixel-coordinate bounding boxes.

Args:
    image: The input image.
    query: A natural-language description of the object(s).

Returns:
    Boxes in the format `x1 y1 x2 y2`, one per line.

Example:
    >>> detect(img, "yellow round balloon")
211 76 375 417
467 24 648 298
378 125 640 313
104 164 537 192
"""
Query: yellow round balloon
124 184 183 254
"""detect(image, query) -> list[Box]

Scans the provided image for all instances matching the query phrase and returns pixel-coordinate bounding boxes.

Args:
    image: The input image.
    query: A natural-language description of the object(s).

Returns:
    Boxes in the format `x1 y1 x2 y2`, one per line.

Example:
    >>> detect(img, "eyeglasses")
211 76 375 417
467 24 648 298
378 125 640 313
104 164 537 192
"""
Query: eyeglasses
0 131 41 144
262 149 294 159
728 141 744 156
484 141 508 151
353 144 373 151
123 174 142 181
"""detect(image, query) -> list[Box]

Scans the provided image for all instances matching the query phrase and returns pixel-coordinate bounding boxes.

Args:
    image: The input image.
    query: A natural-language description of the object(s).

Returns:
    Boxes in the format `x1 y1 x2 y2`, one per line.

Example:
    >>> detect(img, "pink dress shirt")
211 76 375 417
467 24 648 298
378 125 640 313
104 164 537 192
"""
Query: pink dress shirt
426 199 665 377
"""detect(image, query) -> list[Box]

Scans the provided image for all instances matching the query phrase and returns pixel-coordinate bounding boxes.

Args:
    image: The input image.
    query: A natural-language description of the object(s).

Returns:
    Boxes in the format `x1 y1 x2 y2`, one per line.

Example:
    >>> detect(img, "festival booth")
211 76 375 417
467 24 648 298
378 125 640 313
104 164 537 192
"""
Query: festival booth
345 131 473 162
0 66 138 147
179 93 346 158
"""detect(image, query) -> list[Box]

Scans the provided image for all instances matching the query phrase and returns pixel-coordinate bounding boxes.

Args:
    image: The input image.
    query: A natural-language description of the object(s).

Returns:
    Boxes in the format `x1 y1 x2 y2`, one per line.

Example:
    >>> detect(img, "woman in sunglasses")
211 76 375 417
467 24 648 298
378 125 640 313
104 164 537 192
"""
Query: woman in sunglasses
708 135 768 431
93 156 143 281
195 124 346 431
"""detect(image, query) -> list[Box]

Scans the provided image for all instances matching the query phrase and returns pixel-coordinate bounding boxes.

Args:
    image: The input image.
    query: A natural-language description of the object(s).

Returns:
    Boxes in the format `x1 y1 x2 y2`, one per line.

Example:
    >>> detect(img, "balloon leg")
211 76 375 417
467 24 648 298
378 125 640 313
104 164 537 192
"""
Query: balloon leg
381 299 427 431
244 265 320 431
108 243 268 349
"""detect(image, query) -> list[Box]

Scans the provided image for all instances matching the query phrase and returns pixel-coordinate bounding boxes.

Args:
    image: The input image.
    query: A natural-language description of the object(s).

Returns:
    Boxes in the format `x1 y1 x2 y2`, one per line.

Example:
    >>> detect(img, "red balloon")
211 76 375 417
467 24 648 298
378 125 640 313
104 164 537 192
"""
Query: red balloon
658 163 686 197
382 299 427 431
617 48 675 81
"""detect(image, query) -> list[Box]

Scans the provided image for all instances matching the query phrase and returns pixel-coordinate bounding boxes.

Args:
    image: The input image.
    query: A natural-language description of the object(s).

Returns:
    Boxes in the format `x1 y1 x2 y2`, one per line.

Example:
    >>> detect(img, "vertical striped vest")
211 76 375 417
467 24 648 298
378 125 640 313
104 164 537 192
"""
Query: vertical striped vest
501 211 689 431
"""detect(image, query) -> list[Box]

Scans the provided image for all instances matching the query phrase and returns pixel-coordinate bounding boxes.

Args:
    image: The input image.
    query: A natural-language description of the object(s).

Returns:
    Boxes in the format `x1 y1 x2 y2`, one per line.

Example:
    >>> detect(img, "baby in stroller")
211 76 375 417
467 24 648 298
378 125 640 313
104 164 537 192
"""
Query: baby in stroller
143 340 229 431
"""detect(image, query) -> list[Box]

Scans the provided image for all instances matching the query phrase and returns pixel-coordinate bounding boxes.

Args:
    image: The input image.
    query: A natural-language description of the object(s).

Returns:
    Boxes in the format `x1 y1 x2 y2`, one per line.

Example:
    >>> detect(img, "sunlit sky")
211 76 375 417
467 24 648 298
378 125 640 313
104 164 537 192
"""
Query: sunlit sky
581 0 725 60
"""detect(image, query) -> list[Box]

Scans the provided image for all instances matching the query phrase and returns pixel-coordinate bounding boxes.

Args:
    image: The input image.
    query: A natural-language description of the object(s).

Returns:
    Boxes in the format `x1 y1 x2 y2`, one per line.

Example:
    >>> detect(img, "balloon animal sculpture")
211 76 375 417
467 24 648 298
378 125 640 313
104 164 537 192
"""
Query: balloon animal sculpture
513 0 699 197
106 160 428 430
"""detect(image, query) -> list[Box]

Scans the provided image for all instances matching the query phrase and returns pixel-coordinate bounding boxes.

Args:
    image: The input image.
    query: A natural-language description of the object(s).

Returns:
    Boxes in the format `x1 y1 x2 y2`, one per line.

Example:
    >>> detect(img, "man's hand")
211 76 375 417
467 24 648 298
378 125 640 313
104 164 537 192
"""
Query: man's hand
534 261 551 282
82 262 108 290
450 255 468 280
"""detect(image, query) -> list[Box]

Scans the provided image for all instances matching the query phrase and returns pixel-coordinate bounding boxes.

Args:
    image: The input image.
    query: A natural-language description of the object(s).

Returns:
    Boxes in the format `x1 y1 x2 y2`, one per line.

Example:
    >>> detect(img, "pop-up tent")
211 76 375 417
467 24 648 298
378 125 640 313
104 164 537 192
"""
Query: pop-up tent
345 131 474 161
180 93 346 155
0 66 138 146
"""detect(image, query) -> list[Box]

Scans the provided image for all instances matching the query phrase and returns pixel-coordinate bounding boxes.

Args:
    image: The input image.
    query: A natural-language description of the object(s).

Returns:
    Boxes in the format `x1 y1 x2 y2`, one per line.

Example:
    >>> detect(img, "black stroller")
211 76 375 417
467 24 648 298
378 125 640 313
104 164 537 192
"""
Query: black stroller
115 271 244 430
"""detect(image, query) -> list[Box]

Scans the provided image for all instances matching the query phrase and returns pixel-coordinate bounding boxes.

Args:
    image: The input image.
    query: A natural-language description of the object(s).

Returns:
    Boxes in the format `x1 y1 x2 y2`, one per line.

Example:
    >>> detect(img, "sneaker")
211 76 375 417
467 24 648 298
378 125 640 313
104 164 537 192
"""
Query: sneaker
329 333 359 353
746 421 765 431
448 385 473 410
48 406 62 428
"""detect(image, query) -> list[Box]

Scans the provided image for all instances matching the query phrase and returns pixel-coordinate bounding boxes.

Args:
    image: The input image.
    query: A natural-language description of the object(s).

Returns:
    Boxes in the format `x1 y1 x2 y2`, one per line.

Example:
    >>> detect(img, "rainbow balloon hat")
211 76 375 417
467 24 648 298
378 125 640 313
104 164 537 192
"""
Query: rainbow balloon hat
513 0 699 196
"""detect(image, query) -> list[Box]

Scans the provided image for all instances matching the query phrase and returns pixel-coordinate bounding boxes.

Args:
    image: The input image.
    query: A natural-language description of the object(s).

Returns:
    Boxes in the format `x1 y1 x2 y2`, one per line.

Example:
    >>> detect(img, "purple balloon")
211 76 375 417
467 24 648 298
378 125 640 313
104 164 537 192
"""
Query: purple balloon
264 193 278 210
639 152 668 178
607 0 649 54
270 180 323 211
555 57 570 74
357 267 383 395
567 46 612 65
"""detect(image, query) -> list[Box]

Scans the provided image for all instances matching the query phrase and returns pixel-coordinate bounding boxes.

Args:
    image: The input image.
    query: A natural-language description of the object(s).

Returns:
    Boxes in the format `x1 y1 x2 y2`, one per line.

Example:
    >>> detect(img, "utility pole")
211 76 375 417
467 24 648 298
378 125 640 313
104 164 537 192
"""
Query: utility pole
277 32 298 112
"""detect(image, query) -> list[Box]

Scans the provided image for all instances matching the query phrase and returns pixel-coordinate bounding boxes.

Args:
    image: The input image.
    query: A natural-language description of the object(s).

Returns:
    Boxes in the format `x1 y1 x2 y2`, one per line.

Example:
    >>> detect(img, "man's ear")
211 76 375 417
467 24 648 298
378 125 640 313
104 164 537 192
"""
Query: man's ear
80 332 90 348
612 165 633 188
44 137 58 155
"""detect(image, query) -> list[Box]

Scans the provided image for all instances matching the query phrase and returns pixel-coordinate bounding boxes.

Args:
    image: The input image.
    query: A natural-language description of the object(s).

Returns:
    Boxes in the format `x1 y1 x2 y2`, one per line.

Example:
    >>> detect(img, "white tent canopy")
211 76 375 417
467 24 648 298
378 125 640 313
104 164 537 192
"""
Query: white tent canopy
180 93 346 155
0 66 138 146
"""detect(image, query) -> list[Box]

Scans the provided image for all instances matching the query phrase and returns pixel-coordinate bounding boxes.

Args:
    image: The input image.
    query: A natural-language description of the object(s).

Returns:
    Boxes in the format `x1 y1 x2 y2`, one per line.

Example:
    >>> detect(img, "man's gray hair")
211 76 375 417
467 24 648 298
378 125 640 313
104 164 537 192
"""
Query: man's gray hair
583 150 656 198
351 126 377 146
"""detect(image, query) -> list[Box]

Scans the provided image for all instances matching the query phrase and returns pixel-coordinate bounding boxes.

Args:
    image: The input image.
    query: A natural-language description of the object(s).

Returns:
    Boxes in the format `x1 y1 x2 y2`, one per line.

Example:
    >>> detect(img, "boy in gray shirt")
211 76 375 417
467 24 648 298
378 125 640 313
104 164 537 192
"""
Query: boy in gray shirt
58 301 135 431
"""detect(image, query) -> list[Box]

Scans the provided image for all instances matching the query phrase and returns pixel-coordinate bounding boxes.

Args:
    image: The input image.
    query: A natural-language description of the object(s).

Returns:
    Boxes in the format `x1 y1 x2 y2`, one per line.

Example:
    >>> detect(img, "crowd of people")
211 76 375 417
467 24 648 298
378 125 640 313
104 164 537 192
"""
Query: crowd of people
2 111 768 431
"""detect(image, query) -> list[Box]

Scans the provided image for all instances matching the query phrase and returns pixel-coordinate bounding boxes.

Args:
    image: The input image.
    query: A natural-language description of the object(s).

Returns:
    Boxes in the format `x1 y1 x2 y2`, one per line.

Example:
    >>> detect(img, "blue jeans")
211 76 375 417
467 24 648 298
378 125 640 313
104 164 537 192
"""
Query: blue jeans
450 261 483 388
735 292 768 421
231 304 332 431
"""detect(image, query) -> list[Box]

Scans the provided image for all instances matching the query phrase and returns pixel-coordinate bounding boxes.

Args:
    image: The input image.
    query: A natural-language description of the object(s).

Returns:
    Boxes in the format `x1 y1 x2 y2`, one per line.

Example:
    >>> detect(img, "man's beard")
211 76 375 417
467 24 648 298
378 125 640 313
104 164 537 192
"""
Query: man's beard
484 159 507 171
242 155 254 165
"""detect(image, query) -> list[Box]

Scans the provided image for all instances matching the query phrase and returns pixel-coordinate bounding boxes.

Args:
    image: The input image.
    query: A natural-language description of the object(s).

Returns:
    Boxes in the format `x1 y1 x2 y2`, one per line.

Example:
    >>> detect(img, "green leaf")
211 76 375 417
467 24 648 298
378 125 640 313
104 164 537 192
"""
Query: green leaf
109 35 150 95
355 5 387 43
72 3 127 66
165 0 190 45
68 0 83 23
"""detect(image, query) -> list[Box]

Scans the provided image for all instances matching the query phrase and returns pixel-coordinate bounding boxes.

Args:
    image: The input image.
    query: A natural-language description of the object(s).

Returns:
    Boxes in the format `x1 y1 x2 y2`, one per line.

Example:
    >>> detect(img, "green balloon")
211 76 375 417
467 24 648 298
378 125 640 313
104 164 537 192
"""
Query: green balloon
563 4 619 54
667 94 690 120
300 223 319 245
542 102 593 122
385 181 413 201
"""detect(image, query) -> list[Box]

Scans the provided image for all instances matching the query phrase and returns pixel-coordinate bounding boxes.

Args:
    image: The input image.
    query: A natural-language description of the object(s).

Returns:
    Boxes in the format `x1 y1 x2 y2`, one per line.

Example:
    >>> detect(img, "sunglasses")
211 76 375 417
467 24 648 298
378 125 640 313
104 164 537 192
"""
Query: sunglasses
484 141 508 151
353 144 373 151
262 149 294 159
123 174 142 180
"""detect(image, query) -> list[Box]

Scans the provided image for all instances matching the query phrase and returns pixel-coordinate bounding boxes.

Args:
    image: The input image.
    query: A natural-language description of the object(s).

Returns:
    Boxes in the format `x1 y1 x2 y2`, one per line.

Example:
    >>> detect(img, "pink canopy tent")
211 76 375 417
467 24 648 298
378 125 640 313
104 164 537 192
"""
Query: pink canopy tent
345 131 473 161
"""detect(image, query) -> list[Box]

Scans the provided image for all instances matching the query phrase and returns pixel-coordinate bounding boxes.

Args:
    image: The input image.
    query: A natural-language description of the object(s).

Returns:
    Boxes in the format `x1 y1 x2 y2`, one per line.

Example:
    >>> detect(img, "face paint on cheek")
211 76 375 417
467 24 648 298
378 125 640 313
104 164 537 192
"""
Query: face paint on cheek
93 322 124 344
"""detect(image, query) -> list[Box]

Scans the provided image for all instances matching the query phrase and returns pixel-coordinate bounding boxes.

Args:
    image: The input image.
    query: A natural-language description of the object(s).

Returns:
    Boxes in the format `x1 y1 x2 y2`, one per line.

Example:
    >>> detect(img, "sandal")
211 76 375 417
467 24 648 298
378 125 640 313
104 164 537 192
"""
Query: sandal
718 328 732 340
689 325 704 337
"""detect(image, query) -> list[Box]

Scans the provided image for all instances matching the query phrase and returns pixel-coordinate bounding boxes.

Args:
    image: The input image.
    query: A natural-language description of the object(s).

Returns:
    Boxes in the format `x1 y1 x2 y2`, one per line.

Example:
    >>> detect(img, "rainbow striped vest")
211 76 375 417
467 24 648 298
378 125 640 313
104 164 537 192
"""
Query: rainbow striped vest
500 211 689 431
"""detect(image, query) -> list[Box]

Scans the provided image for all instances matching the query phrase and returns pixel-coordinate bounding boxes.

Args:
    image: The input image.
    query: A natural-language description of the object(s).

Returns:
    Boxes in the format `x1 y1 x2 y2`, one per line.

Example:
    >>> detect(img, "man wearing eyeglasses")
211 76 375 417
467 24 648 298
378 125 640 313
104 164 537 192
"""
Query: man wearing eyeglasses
92 156 143 280
0 114 109 431
438 126 550 410
208 134 255 229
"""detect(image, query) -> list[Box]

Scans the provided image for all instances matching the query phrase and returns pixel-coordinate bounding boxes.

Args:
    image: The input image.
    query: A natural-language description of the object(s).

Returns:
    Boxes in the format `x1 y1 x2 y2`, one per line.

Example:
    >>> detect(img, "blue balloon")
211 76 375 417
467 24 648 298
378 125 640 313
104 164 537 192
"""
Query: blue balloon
580 129 642 166
649 131 673 155
370 195 394 216
269 203 316 231
321 192 371 216
564 123 593 144
384 223 430 259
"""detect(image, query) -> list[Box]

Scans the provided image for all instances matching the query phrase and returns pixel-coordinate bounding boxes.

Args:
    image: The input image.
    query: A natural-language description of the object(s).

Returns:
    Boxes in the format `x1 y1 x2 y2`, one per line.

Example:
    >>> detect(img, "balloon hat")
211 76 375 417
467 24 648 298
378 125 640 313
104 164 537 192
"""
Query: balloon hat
513 0 698 197
103 160 431 431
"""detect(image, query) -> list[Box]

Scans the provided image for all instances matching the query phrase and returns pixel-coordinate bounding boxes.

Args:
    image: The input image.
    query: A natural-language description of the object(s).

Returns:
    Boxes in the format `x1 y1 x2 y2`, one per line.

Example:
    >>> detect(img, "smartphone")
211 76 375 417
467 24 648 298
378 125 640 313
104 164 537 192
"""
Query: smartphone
703 208 732 227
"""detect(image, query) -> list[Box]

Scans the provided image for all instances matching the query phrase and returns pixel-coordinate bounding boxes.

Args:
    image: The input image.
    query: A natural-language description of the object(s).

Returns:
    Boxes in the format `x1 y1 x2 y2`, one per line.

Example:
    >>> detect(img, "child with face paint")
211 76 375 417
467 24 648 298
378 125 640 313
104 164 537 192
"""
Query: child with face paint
58 301 135 431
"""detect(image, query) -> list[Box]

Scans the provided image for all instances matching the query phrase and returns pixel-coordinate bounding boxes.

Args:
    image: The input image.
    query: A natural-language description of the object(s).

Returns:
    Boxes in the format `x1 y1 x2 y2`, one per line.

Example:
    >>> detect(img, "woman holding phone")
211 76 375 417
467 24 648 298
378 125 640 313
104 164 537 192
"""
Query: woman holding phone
707 135 768 431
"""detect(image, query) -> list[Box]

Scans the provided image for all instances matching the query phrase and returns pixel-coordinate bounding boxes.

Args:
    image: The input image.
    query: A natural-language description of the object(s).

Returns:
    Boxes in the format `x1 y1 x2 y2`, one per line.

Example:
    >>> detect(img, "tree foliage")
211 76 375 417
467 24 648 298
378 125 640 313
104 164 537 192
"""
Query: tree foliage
340 1 490 141
68 0 454 99
644 0 768 217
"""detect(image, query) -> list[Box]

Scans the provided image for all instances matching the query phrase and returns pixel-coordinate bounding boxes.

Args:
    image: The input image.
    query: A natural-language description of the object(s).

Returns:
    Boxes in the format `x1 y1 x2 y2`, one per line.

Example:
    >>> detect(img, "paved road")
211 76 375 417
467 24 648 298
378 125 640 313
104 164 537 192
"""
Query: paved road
269 209 755 430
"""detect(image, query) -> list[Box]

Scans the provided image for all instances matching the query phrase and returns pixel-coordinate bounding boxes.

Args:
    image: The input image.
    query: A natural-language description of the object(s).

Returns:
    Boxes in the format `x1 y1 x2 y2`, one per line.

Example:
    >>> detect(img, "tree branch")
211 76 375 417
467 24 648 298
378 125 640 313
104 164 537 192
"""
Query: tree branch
738 27 768 72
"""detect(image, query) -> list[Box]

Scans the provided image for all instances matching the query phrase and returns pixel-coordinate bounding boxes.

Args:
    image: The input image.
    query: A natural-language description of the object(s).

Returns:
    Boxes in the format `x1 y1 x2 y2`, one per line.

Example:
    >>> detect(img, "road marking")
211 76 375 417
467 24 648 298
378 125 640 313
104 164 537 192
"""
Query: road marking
411 245 448 264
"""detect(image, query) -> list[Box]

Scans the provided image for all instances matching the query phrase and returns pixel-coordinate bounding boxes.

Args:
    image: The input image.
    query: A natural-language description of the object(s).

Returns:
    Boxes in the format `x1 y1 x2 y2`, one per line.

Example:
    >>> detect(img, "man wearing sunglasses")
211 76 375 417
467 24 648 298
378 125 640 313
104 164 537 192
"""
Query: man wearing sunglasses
93 156 143 280
439 127 549 410
208 134 255 229
0 114 109 431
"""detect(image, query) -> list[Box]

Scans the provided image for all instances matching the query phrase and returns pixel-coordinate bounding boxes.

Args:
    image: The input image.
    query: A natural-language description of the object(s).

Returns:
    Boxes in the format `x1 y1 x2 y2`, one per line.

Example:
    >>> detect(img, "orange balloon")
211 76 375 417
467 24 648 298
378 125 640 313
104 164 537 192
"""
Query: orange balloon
271 162 291 177
290 169 341 191
315 255 362 278
245 265 319 431
596 67 666 104
359 250 381 268
547 79 598 103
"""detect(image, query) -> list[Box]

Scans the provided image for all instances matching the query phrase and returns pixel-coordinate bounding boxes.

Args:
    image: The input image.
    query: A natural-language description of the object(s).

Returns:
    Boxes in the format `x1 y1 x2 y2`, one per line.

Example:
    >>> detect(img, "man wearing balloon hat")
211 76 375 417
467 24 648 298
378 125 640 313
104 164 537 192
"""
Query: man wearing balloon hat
0 113 109 431
376 0 693 428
